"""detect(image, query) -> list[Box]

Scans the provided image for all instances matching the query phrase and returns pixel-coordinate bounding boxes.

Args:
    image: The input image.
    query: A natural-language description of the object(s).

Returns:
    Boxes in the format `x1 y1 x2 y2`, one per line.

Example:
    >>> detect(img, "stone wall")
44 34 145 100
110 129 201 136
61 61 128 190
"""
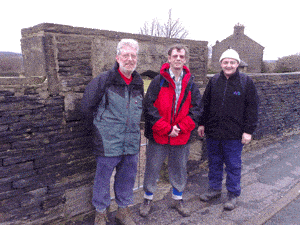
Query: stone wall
0 23 208 224
250 72 300 138
1 23 300 224
21 23 208 87
0 83 95 224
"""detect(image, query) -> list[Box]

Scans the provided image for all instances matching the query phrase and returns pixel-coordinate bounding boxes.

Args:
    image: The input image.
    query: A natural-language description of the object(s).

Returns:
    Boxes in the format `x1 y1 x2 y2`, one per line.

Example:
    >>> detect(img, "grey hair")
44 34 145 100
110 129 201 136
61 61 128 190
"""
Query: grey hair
116 39 139 55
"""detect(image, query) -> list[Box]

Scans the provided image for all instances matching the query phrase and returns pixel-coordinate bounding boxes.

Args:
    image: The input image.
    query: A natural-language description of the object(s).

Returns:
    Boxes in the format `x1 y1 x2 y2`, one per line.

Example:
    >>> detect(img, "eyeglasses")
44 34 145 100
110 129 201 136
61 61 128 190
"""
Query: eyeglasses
222 60 237 65
120 53 137 60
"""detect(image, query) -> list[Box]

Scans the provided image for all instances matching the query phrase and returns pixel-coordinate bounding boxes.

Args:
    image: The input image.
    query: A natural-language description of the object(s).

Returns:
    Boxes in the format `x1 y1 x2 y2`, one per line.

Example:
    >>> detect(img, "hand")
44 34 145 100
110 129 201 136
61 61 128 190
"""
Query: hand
198 126 205 137
169 125 180 137
242 133 252 144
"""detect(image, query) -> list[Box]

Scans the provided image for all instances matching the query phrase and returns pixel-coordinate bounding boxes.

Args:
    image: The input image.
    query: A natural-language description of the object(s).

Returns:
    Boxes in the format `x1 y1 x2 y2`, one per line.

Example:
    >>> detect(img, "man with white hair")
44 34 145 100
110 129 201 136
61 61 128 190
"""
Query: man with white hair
198 48 258 210
81 39 143 225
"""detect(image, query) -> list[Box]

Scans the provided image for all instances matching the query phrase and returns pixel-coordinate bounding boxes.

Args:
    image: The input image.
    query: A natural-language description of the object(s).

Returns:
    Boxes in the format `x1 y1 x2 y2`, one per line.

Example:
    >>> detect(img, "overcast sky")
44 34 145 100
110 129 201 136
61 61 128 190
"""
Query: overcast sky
1 0 299 60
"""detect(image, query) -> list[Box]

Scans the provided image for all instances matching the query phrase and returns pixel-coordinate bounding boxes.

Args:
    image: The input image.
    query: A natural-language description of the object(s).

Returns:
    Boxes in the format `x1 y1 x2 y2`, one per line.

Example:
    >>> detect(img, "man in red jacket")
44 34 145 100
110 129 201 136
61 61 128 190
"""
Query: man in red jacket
140 44 201 217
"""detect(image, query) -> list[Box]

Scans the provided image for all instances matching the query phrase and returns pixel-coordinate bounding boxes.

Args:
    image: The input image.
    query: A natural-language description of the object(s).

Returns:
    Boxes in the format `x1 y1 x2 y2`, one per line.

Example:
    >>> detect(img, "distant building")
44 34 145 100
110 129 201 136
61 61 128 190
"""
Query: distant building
211 24 264 73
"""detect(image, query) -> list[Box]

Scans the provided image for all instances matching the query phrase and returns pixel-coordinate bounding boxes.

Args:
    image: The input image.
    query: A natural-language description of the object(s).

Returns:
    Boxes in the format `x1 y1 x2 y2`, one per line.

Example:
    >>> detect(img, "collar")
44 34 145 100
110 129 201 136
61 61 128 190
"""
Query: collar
220 68 240 80
169 68 184 81
118 68 132 85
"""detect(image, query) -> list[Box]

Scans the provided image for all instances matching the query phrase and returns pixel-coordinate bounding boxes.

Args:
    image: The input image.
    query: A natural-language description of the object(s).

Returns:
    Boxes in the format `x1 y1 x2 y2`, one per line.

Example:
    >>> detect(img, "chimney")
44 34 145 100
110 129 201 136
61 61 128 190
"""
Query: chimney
234 23 245 35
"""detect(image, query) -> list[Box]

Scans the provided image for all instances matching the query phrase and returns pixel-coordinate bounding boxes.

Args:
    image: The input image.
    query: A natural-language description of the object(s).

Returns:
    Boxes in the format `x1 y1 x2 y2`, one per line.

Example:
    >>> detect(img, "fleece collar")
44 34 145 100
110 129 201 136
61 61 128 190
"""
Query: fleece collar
220 68 240 80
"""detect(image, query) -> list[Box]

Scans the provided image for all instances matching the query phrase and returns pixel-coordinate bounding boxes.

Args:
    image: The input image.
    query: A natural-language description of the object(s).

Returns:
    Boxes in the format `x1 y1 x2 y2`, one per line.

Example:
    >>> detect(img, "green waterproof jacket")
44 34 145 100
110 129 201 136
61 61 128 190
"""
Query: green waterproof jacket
81 62 144 156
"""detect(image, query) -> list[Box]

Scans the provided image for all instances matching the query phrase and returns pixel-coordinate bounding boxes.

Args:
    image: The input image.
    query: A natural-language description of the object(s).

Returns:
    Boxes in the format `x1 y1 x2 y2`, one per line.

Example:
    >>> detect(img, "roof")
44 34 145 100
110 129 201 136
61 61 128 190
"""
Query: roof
220 33 264 49
239 59 248 67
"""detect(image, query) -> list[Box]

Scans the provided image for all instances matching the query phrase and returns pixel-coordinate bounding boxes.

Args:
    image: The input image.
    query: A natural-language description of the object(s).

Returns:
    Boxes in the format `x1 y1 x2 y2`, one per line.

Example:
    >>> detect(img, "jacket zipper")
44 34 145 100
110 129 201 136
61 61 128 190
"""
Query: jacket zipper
221 79 228 107
124 85 130 153
168 85 176 144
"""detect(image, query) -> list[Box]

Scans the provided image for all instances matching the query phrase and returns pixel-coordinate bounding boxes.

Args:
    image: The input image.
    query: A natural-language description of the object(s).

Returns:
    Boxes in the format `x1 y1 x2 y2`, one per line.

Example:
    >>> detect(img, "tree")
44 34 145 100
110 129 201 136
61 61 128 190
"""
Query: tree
139 9 188 39
0 53 23 73
140 18 163 37
275 53 300 73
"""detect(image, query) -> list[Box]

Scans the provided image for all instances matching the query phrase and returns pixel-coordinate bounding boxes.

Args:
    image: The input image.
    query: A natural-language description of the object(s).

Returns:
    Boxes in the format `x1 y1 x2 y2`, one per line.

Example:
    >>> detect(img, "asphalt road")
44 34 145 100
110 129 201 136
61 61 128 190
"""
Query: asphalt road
264 194 300 225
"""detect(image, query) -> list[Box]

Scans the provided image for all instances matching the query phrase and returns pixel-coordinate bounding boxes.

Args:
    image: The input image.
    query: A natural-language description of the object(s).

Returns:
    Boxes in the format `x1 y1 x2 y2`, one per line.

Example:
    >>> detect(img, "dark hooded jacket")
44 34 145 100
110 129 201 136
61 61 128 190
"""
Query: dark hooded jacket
144 63 201 145
81 62 144 156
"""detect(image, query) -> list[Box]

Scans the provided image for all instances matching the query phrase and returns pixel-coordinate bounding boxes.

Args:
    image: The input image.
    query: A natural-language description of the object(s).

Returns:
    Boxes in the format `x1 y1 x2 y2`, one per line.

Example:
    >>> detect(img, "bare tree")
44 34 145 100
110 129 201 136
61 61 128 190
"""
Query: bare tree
139 9 188 39
140 18 162 37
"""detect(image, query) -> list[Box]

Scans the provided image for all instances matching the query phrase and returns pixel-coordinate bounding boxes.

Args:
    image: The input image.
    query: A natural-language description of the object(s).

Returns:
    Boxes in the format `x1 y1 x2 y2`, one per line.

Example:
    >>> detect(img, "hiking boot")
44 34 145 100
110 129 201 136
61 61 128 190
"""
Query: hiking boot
199 189 222 202
224 193 238 210
115 207 136 225
171 199 191 217
139 199 152 217
94 210 108 225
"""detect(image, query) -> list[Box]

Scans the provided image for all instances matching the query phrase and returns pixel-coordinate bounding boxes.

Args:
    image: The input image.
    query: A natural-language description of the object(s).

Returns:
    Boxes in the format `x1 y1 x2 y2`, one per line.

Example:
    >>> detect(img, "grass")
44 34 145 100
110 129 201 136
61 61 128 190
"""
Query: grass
143 79 152 93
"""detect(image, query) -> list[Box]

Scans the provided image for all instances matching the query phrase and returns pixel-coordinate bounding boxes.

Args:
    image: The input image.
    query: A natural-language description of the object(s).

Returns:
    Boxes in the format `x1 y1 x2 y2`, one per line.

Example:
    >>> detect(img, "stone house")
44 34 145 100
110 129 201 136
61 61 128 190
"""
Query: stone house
211 24 264 73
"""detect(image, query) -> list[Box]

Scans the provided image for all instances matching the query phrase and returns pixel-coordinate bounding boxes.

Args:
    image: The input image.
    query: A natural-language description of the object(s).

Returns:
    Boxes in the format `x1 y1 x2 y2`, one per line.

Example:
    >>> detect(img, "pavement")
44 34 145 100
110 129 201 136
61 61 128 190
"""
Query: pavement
87 134 300 225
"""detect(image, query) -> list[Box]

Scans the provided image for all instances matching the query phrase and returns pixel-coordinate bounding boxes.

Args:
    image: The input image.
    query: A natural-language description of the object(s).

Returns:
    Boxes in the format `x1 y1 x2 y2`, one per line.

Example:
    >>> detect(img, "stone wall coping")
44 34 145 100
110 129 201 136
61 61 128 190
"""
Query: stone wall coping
207 71 300 78
21 23 208 46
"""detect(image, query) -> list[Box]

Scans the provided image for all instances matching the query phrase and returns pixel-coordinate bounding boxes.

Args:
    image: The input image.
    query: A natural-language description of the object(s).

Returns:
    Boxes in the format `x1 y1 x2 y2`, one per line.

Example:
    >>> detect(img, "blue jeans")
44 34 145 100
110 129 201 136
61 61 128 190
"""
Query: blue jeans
206 138 243 196
92 154 138 212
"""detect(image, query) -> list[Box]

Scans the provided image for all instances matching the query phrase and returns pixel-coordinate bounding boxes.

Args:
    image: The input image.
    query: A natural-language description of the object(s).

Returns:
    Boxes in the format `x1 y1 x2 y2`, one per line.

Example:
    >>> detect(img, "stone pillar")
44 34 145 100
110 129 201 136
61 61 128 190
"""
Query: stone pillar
21 35 47 79
21 25 60 96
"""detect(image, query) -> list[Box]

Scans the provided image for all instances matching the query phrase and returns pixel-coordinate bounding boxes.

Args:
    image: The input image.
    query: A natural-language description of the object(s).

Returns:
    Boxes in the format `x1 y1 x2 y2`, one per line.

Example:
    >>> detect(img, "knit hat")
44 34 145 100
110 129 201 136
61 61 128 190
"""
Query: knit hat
219 49 240 63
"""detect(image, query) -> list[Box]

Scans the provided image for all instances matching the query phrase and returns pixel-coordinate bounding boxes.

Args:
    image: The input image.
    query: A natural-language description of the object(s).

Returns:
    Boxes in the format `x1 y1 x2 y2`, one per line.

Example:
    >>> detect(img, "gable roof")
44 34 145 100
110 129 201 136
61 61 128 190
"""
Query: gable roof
225 33 264 49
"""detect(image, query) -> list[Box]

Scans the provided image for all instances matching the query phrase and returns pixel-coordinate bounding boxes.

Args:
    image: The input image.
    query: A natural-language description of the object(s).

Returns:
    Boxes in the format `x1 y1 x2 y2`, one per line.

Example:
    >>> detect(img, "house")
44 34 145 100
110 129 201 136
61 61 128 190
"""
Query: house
211 24 264 73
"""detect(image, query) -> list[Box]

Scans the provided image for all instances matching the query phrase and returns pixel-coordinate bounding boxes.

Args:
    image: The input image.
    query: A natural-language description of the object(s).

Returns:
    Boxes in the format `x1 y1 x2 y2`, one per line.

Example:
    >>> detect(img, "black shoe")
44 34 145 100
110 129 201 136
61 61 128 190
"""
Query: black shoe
199 189 222 202
139 199 152 217
224 193 238 210
171 199 191 217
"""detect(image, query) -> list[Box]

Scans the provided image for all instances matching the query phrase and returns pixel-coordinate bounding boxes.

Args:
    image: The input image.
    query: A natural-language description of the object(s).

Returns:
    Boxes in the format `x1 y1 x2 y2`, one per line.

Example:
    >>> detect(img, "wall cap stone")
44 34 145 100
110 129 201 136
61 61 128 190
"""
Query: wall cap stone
21 23 208 46
207 71 300 78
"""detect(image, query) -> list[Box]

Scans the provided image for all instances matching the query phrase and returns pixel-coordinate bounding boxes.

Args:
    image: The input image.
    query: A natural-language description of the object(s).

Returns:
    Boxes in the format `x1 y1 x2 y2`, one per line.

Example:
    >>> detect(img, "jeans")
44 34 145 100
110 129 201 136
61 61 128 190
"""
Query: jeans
92 154 138 212
206 138 243 196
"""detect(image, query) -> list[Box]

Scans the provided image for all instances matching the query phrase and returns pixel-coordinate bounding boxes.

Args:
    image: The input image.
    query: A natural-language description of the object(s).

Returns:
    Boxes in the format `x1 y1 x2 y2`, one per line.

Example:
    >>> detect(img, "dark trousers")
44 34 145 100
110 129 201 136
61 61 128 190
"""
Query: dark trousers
206 138 243 196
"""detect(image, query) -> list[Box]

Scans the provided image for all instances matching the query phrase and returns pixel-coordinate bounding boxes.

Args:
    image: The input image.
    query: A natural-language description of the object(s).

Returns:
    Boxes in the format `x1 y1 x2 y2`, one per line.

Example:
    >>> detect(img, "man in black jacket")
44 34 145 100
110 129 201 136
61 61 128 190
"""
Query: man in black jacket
198 49 258 210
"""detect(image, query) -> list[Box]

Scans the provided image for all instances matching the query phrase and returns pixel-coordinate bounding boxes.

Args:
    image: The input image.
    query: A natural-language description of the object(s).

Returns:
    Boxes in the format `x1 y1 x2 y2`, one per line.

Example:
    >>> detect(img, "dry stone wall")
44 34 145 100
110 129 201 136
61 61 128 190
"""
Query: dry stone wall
0 23 208 224
1 23 300 224
0 83 95 224
251 72 300 138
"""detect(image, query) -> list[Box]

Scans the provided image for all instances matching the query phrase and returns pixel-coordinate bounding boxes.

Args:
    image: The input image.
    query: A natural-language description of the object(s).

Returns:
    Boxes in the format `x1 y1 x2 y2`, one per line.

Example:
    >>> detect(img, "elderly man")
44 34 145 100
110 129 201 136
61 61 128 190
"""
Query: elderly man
198 49 259 210
81 39 143 225
140 44 201 217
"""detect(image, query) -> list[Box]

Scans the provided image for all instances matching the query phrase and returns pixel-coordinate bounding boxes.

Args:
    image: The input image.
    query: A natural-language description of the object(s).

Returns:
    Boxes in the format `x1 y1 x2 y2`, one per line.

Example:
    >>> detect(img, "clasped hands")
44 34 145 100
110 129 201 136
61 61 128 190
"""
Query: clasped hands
169 125 180 137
